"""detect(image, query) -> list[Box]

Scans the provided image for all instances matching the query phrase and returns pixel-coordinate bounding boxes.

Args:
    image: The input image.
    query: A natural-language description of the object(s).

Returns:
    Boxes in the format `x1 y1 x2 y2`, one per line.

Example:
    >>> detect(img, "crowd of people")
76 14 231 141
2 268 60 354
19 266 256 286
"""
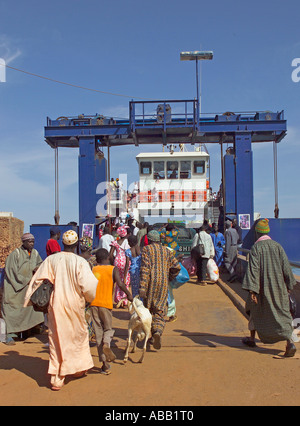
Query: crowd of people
108 178 139 209
0 215 297 391
190 218 242 285
1 220 182 390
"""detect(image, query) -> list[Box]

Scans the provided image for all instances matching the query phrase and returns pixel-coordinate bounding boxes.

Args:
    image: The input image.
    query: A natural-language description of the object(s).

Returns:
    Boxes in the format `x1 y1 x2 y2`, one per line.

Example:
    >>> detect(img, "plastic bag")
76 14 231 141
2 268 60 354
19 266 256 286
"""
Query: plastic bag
207 258 219 282
181 256 196 276
167 284 176 317
289 294 297 319
169 263 190 289
0 318 6 343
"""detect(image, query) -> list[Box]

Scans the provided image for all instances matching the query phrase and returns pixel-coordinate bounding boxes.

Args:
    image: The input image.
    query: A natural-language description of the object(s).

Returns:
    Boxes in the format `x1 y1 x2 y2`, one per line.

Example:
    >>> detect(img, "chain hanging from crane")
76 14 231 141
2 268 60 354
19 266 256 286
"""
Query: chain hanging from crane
54 145 60 225
273 141 279 218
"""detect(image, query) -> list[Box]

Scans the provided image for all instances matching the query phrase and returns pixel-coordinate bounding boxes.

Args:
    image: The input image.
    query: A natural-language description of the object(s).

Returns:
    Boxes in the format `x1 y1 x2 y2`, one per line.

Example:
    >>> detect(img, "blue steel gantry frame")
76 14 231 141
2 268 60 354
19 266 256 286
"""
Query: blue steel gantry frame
44 100 287 242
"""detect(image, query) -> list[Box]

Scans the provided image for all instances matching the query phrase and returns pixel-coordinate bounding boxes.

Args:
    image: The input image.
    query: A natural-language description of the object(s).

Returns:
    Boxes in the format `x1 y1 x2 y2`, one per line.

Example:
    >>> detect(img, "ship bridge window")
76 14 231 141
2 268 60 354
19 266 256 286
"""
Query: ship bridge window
167 161 178 179
154 161 165 179
180 161 191 179
193 160 205 174
140 161 152 175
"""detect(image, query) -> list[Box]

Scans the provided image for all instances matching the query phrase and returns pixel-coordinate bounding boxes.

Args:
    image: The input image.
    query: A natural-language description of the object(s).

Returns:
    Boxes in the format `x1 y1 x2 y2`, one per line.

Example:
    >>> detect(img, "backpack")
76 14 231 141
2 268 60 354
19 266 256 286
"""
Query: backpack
192 233 205 257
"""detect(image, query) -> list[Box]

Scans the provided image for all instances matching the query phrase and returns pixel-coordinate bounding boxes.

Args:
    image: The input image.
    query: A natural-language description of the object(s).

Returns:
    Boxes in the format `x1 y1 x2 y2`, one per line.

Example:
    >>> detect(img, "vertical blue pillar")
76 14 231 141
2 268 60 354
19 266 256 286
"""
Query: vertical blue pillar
78 136 106 244
224 153 236 215
235 132 254 239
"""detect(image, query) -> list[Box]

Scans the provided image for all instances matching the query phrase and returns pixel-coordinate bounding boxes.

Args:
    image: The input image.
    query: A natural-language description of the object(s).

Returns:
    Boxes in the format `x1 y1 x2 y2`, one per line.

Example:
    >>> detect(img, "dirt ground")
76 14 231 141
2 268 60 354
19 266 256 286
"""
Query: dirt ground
1 277 300 407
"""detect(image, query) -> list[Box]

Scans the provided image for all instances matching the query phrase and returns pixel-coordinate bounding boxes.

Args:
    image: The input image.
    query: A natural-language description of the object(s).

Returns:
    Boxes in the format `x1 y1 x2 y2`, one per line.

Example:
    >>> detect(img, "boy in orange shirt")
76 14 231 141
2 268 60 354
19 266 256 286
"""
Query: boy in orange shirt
90 248 133 375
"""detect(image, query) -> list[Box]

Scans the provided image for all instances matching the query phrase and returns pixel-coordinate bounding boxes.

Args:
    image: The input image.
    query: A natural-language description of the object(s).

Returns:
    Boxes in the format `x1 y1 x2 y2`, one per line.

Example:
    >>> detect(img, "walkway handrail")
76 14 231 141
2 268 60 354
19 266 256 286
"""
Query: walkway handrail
237 247 300 279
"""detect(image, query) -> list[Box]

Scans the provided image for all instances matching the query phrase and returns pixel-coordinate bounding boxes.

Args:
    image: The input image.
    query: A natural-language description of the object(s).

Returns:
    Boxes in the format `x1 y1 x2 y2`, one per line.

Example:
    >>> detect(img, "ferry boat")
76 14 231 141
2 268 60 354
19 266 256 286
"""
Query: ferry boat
134 145 211 228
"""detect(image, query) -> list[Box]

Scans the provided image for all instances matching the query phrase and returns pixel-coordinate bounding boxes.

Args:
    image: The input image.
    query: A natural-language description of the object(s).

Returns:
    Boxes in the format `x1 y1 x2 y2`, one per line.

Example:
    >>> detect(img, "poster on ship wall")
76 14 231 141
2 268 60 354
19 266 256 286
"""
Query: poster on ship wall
238 214 250 230
82 223 94 239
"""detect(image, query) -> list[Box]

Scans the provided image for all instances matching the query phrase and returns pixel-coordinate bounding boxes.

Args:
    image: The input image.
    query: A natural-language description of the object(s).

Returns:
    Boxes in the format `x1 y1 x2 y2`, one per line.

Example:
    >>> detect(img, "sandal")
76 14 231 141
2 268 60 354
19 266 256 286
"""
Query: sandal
50 374 65 391
284 342 297 358
103 344 116 362
197 281 207 286
100 367 111 375
73 370 87 378
153 332 161 350
51 385 63 391
5 337 16 346
168 315 178 323
242 337 257 348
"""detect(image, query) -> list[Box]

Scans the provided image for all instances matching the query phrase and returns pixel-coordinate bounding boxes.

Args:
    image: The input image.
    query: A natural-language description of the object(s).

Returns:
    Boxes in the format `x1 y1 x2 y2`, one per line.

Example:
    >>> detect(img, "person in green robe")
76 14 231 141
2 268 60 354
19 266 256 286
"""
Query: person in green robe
242 219 297 357
2 233 44 345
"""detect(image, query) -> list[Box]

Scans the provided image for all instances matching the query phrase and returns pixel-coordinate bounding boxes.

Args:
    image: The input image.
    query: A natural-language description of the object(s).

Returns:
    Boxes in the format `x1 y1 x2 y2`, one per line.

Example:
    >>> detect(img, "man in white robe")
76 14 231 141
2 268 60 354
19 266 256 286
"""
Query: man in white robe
24 230 98 390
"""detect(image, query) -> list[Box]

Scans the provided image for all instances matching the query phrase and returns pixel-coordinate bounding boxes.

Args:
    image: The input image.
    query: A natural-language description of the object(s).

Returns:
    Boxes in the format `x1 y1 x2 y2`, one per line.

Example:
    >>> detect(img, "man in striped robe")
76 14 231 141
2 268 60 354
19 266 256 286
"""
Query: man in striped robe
139 230 180 350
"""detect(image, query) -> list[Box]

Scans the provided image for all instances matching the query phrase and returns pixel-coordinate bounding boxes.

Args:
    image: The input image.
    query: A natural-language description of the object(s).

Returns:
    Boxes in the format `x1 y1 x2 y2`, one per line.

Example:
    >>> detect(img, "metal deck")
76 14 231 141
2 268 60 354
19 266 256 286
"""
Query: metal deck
44 101 286 148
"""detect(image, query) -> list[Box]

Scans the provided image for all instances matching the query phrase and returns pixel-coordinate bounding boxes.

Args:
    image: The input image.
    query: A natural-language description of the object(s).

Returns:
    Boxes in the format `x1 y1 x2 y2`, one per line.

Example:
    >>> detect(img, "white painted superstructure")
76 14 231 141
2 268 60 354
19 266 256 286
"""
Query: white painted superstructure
135 147 210 226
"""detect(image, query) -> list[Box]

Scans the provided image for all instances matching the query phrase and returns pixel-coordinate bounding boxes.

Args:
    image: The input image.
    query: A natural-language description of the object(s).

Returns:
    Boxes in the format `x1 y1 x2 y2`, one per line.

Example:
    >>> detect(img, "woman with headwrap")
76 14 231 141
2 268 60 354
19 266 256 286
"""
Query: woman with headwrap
79 236 97 343
109 226 130 308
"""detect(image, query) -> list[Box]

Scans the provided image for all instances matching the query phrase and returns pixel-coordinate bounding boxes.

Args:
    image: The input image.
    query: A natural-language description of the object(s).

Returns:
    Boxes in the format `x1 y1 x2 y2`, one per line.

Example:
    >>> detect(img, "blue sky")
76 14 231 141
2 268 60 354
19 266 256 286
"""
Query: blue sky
0 0 300 232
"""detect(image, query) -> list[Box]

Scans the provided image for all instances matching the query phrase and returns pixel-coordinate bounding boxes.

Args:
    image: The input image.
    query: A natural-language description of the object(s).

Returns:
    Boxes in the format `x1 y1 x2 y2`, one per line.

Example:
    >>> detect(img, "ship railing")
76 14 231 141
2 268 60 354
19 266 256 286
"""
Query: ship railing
107 188 125 202
137 190 208 203
129 99 199 133
46 109 285 129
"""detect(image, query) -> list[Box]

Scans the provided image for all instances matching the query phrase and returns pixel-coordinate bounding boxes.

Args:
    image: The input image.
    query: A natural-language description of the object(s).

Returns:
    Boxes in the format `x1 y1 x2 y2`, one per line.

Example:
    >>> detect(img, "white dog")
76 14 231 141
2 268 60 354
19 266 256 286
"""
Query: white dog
124 295 152 364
